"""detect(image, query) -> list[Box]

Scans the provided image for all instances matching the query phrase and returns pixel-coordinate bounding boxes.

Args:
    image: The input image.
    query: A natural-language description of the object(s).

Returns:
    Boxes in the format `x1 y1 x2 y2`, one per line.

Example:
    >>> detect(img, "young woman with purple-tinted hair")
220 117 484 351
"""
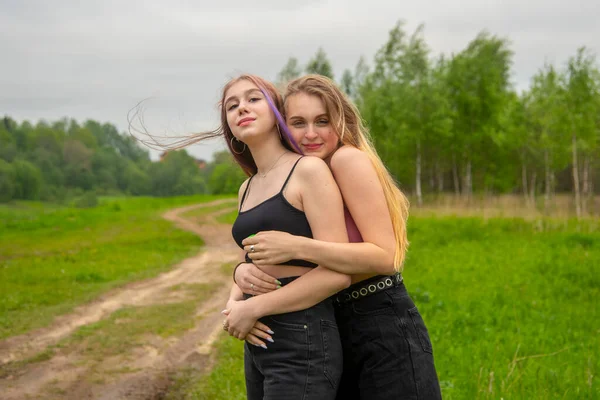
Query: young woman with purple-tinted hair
207 74 352 399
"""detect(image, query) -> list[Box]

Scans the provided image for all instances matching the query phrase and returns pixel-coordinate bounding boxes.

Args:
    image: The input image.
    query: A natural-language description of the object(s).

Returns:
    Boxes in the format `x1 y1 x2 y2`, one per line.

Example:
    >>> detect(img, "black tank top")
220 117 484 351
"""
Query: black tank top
232 157 318 268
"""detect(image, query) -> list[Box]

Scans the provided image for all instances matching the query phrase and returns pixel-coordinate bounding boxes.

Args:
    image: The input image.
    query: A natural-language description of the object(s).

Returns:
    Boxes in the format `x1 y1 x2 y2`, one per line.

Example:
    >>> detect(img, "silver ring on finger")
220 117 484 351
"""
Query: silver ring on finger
250 244 255 253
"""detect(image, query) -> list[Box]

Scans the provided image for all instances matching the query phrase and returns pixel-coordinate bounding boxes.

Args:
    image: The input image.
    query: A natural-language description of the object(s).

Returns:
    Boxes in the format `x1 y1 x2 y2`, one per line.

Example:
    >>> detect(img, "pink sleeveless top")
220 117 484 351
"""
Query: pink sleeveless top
344 208 363 243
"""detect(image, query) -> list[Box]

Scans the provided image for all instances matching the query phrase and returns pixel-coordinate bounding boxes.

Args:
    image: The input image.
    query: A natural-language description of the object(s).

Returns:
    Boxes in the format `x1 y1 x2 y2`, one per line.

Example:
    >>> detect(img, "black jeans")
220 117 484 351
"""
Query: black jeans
244 277 343 400
334 280 442 400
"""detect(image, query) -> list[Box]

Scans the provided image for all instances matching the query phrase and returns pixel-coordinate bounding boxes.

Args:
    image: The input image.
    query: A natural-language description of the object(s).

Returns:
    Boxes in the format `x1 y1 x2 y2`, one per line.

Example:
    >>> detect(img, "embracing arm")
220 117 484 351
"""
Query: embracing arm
244 146 398 276
228 283 244 303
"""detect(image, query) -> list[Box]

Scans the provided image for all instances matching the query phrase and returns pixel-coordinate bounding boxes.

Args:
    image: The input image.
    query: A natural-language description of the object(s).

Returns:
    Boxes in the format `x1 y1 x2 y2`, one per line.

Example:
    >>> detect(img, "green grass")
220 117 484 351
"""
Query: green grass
58 283 219 361
181 200 237 219
216 209 238 225
183 216 599 400
166 334 246 400
0 195 227 339
406 216 599 399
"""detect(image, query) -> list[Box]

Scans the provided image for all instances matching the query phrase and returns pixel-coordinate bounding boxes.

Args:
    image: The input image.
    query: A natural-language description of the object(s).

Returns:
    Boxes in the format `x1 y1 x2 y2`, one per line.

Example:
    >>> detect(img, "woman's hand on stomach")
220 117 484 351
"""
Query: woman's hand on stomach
235 263 280 295
235 262 314 295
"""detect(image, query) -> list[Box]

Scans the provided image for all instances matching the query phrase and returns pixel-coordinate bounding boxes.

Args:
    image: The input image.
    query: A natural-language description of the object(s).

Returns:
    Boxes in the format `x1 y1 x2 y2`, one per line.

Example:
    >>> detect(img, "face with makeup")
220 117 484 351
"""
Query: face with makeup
285 92 340 160
224 79 277 143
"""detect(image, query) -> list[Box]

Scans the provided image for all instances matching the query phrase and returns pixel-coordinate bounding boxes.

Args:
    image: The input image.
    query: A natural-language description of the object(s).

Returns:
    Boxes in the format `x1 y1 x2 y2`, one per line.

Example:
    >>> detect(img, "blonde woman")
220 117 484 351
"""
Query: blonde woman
234 75 441 399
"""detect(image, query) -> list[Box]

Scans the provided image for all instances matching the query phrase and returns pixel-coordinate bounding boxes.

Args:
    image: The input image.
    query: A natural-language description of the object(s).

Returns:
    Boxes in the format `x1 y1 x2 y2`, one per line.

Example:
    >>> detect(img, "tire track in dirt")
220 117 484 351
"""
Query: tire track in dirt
0 199 241 400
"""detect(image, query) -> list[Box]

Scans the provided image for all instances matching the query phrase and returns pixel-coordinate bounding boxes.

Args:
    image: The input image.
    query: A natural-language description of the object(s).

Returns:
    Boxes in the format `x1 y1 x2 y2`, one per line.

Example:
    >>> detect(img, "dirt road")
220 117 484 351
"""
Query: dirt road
0 199 240 399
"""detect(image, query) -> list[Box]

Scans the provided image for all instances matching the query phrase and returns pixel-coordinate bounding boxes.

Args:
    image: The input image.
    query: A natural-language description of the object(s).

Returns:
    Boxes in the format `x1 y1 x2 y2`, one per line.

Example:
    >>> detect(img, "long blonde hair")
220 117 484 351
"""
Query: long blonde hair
284 75 410 270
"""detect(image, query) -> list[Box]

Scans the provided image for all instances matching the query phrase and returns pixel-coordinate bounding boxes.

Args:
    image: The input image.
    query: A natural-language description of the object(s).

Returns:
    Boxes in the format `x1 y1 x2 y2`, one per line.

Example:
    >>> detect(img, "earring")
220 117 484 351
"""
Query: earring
231 136 246 155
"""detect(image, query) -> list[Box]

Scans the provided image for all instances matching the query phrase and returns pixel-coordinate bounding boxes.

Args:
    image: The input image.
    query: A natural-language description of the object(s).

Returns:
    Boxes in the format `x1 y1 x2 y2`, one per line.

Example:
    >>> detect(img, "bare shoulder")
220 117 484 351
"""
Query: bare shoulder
294 156 331 179
330 146 372 175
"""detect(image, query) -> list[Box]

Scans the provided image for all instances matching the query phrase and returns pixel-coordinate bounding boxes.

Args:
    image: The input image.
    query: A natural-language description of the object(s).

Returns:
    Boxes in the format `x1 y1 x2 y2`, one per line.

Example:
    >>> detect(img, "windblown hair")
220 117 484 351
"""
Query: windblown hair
128 74 301 176
284 74 410 270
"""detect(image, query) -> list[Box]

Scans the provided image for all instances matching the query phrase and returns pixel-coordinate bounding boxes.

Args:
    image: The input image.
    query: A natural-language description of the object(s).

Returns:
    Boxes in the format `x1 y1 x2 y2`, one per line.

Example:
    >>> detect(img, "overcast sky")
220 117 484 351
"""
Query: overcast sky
1 0 599 160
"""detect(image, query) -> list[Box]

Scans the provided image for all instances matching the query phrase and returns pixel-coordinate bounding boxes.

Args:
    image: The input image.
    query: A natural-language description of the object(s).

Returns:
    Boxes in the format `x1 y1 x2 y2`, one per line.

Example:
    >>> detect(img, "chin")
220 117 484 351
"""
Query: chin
307 150 328 159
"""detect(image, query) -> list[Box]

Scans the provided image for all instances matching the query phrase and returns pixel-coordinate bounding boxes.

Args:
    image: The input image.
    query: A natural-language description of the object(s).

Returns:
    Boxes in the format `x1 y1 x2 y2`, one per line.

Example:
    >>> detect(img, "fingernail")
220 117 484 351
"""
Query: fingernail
260 344 268 349
247 234 255 238
275 280 282 285
276 285 281 289
266 337 274 343
267 329 274 335
221 310 227 314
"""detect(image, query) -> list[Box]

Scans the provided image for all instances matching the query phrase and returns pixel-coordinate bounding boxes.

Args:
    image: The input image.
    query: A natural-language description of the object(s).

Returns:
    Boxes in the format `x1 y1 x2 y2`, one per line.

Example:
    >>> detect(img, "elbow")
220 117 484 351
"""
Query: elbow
375 254 397 276
378 265 397 276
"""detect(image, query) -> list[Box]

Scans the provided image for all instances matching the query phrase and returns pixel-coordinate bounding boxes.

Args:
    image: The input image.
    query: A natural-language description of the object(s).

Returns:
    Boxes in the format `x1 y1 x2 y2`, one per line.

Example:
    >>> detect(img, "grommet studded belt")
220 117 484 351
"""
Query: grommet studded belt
333 273 403 305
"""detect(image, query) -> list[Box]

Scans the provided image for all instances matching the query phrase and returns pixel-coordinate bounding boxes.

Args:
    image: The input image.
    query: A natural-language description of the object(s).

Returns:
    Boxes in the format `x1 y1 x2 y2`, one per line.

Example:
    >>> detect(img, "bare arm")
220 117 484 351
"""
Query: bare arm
224 157 350 338
243 146 397 276
228 283 244 303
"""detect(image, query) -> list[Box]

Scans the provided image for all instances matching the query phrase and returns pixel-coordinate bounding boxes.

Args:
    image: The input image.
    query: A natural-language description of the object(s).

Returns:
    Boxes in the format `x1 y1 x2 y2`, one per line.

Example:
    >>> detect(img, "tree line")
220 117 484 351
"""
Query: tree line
0 117 245 204
279 22 600 216
3 20 599 215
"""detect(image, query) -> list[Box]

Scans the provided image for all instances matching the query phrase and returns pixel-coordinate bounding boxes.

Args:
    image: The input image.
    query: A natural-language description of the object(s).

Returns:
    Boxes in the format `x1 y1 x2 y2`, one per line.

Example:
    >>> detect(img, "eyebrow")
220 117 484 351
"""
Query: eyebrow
224 88 263 106
288 113 328 120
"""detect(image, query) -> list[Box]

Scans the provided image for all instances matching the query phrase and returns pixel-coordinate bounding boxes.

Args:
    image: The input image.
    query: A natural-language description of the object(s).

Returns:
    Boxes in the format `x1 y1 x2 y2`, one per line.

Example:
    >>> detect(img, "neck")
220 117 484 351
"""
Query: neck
246 132 289 174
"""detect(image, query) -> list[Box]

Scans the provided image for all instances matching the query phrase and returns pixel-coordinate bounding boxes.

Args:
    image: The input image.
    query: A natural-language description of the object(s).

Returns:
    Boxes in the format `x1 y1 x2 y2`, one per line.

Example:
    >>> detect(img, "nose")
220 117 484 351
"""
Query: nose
305 124 318 139
237 100 250 114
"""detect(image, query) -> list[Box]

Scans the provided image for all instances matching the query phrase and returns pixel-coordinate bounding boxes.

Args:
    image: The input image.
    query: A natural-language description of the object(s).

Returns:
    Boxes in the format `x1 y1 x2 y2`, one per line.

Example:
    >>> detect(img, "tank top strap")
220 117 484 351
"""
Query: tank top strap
239 176 254 211
280 156 304 193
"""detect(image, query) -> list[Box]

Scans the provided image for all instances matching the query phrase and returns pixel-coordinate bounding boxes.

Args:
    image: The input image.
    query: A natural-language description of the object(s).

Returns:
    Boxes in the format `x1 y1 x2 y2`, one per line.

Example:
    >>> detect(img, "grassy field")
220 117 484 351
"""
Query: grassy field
188 215 599 400
216 209 238 225
181 201 238 220
2 196 598 398
167 336 246 400
0 195 229 339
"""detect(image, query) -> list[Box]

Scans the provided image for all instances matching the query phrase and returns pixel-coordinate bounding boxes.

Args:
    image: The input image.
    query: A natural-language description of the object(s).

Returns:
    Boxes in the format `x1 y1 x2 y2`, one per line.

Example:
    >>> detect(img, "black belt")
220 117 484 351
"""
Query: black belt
333 273 403 305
